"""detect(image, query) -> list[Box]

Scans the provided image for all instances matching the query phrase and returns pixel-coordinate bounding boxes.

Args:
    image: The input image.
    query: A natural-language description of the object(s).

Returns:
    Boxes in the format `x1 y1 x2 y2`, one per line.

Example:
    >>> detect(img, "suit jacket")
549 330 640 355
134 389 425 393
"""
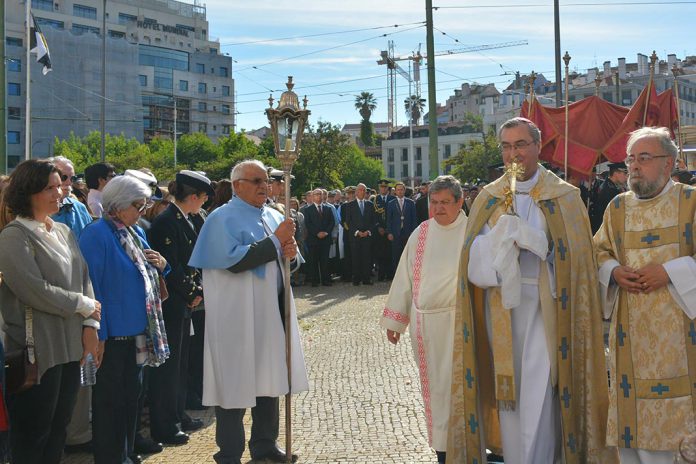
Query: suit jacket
415 195 429 224
148 204 203 311
344 199 377 238
304 203 335 244
386 197 417 240
374 194 395 229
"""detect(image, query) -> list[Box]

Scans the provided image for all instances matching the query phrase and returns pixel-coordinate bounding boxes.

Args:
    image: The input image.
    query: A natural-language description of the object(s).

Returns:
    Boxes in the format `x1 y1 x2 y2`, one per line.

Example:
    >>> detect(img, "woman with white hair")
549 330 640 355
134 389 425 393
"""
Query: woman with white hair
79 175 170 464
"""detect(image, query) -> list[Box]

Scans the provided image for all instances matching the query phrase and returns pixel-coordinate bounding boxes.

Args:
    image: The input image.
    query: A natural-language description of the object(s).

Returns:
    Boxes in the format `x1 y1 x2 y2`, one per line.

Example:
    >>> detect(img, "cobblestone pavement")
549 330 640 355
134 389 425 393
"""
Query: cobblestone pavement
62 280 435 463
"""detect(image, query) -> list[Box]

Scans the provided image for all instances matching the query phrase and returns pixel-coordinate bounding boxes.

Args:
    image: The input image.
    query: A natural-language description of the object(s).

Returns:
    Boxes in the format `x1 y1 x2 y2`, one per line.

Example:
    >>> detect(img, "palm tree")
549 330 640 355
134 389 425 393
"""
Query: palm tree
355 92 377 122
404 95 426 124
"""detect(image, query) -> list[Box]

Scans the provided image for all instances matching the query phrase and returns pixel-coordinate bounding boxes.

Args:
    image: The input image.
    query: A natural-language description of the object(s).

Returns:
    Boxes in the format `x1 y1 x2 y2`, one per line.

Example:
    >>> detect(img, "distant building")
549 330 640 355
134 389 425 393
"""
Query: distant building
341 122 392 140
423 103 449 125
445 83 500 122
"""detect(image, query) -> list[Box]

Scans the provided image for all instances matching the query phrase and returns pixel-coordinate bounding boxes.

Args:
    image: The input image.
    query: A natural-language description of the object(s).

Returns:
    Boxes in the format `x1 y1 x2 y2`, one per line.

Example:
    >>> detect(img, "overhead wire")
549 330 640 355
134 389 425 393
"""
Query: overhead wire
434 1 696 8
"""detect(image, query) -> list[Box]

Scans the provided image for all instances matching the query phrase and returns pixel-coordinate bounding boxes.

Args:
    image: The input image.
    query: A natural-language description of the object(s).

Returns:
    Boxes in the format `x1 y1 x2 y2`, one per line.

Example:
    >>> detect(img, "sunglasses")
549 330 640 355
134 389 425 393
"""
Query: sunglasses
132 201 154 213
60 174 80 183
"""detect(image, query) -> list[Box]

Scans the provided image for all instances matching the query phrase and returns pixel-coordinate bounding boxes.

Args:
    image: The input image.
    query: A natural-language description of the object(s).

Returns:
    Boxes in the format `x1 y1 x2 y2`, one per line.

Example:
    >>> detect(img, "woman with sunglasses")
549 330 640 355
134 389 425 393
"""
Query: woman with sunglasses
78 175 170 464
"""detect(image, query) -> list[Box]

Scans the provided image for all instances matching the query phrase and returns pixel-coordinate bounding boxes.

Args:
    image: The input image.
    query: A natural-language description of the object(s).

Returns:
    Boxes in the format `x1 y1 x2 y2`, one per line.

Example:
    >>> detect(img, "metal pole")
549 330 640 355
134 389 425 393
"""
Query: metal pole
100 0 106 161
672 64 684 162
283 171 292 464
24 0 31 160
563 52 571 179
408 60 414 188
553 0 562 107
173 97 177 166
1 0 7 173
642 51 657 126
425 0 438 179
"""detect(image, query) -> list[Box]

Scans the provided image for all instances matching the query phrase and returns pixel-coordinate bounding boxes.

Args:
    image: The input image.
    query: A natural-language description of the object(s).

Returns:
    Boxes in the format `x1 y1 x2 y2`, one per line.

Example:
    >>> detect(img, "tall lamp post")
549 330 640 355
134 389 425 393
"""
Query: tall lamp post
265 76 310 463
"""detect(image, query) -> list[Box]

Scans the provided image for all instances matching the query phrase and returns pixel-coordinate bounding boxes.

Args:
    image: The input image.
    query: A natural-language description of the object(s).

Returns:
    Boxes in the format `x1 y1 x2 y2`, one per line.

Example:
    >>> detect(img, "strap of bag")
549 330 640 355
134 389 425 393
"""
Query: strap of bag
25 307 35 365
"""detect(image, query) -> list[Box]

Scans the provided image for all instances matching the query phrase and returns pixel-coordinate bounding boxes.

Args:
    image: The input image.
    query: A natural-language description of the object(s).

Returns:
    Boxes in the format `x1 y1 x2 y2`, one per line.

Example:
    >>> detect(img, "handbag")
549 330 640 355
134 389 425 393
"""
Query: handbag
4 307 38 395
159 275 169 302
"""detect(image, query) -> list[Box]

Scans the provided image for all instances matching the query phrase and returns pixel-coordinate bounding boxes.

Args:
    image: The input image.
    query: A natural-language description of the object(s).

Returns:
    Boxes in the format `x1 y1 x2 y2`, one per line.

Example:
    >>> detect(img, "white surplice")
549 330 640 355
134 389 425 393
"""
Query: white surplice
381 211 468 451
467 171 561 464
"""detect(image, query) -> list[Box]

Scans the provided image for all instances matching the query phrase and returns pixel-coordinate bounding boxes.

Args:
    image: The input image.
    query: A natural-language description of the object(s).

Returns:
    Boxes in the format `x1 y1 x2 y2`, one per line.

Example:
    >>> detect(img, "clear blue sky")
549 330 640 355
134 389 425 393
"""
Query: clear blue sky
204 1 695 132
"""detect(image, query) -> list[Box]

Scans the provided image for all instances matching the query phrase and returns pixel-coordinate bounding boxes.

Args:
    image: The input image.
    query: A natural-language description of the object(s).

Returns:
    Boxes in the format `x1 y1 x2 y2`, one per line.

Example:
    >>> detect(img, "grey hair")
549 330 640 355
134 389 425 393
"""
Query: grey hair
48 156 74 169
102 175 151 213
429 175 463 201
498 117 542 144
230 159 266 183
626 126 678 160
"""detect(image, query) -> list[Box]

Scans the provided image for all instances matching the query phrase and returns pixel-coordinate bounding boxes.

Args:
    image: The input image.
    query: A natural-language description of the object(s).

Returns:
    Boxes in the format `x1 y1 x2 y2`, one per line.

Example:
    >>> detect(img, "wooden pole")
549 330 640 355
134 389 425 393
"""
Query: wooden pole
642 51 658 126
563 52 571 179
283 170 292 464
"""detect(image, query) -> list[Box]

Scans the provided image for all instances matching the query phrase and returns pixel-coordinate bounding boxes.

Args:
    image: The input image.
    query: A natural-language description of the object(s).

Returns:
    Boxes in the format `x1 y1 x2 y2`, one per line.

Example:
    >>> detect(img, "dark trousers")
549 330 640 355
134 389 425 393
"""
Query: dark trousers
92 339 142 464
187 309 205 407
213 397 279 464
149 304 191 439
391 233 409 274
7 361 80 464
307 238 331 284
350 235 373 283
374 232 392 279
341 235 353 281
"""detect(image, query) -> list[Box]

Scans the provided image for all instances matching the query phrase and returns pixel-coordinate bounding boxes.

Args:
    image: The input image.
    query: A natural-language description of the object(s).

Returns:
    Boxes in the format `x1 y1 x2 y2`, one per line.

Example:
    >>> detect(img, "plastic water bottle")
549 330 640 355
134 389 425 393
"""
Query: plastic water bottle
80 353 97 387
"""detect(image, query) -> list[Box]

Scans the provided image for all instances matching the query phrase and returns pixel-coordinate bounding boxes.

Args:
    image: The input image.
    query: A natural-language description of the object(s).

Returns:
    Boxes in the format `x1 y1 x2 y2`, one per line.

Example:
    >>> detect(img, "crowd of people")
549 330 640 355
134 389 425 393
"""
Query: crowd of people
0 115 693 464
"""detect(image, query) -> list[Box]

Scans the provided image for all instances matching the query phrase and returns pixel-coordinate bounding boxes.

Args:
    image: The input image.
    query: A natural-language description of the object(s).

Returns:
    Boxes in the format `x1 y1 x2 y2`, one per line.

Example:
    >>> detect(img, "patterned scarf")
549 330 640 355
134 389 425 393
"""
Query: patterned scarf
106 216 170 367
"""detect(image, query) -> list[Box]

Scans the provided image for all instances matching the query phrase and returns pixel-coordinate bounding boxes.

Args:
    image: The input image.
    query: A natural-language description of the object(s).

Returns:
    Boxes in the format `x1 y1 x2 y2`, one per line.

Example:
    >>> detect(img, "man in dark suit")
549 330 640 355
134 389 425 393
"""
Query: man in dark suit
373 179 395 280
387 182 417 275
339 186 356 282
415 181 430 224
589 162 627 234
303 188 335 286
344 183 377 285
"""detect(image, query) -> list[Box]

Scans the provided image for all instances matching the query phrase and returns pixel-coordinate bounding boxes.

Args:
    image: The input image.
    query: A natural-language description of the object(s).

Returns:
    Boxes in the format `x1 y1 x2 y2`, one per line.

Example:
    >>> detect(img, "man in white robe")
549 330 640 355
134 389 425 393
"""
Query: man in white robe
189 160 309 464
381 175 468 464
595 127 696 464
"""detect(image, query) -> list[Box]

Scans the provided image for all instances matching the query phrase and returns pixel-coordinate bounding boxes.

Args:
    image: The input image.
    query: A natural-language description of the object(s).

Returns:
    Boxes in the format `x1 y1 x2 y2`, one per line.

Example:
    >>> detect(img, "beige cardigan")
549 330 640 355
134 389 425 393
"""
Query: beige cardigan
0 220 94 382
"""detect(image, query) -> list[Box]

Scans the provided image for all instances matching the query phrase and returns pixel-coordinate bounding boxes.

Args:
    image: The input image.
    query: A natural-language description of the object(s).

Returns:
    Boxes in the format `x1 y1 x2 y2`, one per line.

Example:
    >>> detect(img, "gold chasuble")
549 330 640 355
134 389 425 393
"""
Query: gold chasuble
447 166 616 463
595 183 696 451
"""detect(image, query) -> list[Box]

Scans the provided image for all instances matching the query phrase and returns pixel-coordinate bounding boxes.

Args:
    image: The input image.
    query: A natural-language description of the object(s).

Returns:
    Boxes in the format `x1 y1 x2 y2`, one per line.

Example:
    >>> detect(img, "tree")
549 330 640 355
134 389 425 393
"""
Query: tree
404 95 426 124
355 91 377 146
443 129 501 182
341 145 385 189
292 121 353 194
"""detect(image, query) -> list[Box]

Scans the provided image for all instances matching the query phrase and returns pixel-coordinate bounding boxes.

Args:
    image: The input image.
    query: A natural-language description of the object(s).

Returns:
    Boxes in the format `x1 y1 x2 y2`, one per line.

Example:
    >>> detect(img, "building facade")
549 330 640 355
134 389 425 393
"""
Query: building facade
4 0 234 169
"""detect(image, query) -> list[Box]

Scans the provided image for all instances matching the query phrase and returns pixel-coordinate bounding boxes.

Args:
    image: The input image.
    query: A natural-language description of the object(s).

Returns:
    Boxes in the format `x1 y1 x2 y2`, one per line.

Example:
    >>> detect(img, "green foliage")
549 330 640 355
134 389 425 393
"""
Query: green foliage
341 145 384 189
443 130 501 182
292 121 350 194
461 112 484 133
354 92 377 122
359 120 375 147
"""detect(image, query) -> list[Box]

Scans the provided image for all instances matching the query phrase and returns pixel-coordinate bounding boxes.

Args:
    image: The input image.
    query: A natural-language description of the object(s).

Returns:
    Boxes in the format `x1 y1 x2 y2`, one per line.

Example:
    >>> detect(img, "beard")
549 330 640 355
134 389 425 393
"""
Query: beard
629 172 669 199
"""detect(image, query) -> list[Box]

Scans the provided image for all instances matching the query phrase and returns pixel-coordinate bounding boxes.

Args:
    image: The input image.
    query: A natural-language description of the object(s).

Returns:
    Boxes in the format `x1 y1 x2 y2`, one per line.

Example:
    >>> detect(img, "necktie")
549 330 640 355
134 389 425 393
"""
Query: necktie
317 204 323 217
359 200 364 215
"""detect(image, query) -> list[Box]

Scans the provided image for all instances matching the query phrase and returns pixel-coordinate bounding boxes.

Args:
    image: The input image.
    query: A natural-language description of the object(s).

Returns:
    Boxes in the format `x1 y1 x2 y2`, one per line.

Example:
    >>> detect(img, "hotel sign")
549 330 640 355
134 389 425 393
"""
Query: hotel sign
137 21 190 37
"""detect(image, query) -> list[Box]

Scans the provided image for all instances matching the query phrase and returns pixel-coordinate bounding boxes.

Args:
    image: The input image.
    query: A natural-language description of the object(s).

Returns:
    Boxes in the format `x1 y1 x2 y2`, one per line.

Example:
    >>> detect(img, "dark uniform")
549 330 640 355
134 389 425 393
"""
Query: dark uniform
344 198 378 285
589 172 626 234
186 209 207 410
373 187 395 280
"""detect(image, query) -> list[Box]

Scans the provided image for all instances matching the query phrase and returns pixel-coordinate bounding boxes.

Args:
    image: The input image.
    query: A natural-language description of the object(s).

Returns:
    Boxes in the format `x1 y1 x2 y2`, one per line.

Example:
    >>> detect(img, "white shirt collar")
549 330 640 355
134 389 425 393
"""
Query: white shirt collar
15 216 55 233
516 168 540 193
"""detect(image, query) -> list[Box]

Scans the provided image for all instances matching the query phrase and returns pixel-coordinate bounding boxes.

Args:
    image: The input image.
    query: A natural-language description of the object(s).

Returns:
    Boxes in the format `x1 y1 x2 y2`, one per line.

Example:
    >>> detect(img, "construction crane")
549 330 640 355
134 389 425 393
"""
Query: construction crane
377 39 528 131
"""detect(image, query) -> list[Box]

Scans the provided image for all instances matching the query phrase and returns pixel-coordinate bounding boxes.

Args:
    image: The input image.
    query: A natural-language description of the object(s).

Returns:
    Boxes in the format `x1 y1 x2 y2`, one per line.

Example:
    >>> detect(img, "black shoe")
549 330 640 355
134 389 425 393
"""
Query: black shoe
255 447 298 463
128 454 143 464
362 280 373 285
487 452 504 463
64 441 92 454
186 402 208 411
134 434 163 454
181 417 204 432
153 431 189 445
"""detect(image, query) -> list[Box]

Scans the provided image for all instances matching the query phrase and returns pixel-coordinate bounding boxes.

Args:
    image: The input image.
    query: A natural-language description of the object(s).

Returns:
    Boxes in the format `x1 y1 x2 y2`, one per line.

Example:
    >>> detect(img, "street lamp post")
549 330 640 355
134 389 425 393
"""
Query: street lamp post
265 76 310 463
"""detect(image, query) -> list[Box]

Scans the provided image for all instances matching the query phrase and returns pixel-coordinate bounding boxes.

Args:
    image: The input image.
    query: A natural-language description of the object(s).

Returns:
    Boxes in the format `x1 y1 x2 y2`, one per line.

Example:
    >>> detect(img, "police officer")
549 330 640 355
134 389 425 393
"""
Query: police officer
589 162 627 234
373 179 395 280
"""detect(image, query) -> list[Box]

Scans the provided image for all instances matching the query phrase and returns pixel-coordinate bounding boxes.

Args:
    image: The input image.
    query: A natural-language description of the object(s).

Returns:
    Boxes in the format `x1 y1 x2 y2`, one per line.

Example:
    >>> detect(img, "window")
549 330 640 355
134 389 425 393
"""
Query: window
198 102 207 112
219 67 228 77
387 148 394 162
176 24 195 33
415 146 421 161
7 60 20 72
198 83 207 94
179 80 188 91
109 30 125 38
143 17 157 25
415 164 422 177
35 17 64 29
73 4 97 20
198 123 207 133
602 92 613 103
72 24 100 35
154 67 172 90
444 144 451 159
6 37 22 47
8 107 20 120
222 85 230 96
138 45 189 71
210 48 217 55
195 63 205 73
222 125 231 134
402 164 409 177
139 75 147 86
8 83 21 96
388 165 395 178
118 13 136 25
401 148 408 161
8 131 20 144
622 90 632 106
212 125 217 131
31 0 53 11
222 104 230 115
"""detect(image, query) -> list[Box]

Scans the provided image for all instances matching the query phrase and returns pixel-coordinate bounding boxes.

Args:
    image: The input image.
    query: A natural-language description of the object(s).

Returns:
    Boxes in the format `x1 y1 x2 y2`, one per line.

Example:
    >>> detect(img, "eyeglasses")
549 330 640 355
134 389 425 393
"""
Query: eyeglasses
624 153 671 166
132 200 154 213
106 173 117 179
430 199 455 206
499 140 535 152
60 174 80 183
238 177 269 186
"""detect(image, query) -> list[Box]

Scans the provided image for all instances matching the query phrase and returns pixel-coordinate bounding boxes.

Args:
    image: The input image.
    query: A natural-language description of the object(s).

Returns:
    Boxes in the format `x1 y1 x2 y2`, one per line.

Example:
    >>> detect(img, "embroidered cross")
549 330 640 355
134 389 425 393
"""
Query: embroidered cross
613 196 621 209
620 375 632 398
617 324 627 347
567 433 577 453
465 368 474 389
651 383 670 396
542 200 556 214
463 324 470 343
561 386 571 408
690 322 696 345
486 197 497 210
499 377 511 397
557 239 567 261
559 337 569 360
622 426 634 448
685 224 694 246
468 414 479 434
560 288 569 310
640 232 660 245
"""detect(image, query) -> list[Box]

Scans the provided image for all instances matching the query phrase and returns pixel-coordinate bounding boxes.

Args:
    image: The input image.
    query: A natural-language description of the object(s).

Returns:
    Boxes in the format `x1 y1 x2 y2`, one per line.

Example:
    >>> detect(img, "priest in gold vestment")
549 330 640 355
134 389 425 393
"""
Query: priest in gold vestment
595 127 696 464
447 117 617 464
